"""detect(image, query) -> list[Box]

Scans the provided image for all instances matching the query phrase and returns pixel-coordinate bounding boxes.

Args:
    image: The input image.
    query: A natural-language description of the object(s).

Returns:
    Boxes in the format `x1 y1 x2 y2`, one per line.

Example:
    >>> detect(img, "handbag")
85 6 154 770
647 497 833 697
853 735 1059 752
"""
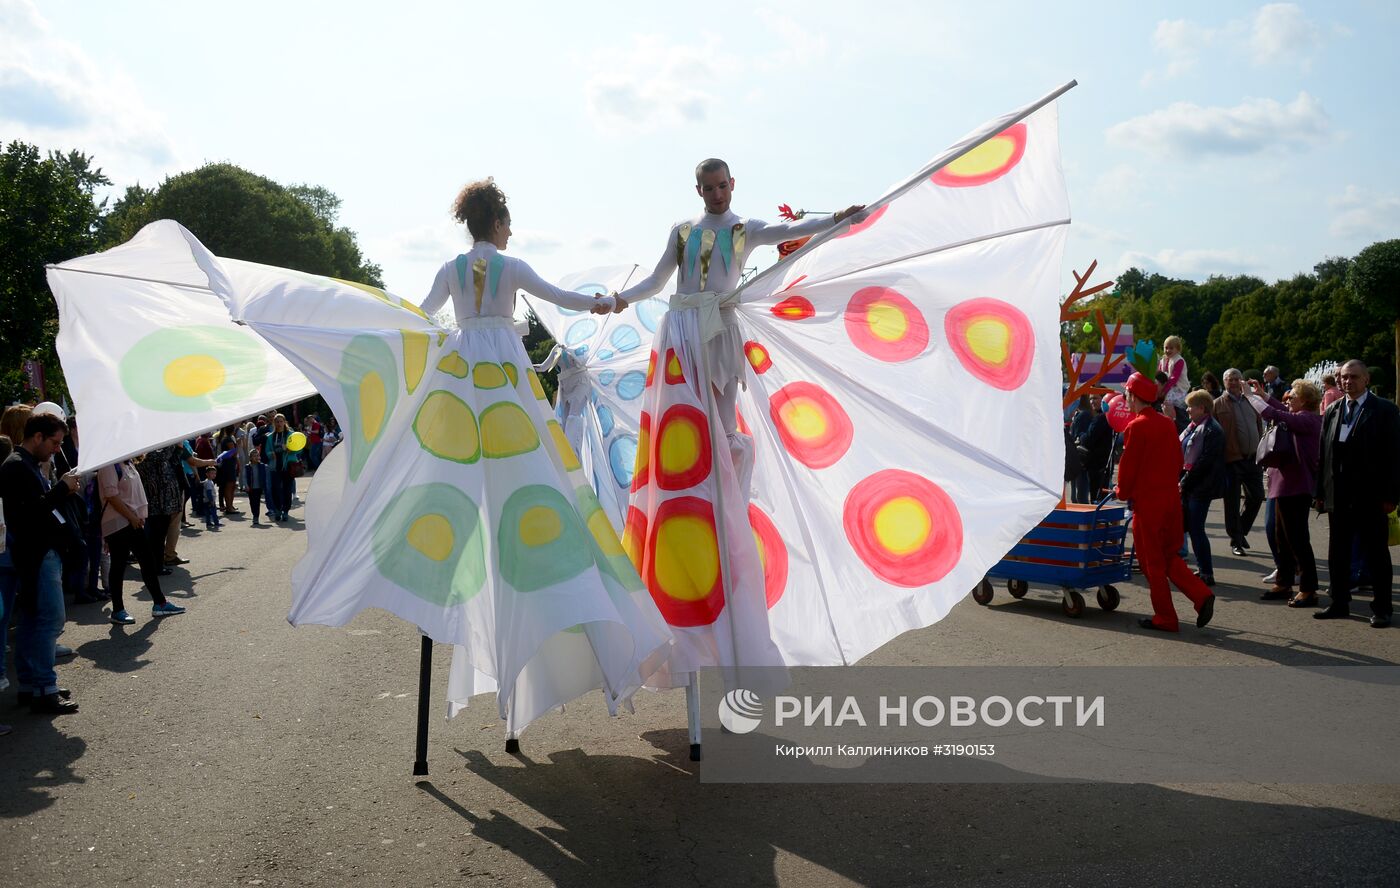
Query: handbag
1255 421 1295 469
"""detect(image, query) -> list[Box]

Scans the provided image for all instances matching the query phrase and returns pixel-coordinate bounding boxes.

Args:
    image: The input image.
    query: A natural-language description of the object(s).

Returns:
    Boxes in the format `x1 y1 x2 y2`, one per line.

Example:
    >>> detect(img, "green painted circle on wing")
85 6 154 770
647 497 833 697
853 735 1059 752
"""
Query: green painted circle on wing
372 482 486 606
498 484 593 592
337 333 400 481
118 325 268 412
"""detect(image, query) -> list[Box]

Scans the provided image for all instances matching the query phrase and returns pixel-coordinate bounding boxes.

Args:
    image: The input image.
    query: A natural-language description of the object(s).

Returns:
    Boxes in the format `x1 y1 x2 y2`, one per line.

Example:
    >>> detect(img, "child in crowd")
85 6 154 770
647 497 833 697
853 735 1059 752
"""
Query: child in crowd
202 466 222 530
245 447 267 526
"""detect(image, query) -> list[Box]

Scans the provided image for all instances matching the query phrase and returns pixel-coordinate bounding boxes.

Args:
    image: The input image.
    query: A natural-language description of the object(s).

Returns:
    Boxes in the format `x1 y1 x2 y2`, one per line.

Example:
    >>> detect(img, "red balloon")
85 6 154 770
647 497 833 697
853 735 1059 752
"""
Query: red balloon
1103 393 1135 432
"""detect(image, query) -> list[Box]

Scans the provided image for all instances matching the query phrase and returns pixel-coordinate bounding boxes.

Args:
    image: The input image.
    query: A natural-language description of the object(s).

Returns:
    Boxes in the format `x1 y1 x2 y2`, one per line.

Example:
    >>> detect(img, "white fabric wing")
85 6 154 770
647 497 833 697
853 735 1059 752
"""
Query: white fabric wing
525 265 669 531
46 221 315 471
729 97 1070 665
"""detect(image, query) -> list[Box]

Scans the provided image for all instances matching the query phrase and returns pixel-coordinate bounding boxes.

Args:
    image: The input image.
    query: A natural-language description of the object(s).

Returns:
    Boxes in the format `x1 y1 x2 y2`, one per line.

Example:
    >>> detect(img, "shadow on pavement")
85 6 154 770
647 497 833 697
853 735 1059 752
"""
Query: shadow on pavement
0 716 87 820
410 730 1396 887
75 619 164 674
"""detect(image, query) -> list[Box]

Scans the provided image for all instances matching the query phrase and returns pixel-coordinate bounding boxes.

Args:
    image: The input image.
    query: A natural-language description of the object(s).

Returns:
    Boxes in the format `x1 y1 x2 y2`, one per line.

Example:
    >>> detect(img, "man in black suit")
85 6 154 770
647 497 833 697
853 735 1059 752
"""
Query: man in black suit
1313 360 1400 627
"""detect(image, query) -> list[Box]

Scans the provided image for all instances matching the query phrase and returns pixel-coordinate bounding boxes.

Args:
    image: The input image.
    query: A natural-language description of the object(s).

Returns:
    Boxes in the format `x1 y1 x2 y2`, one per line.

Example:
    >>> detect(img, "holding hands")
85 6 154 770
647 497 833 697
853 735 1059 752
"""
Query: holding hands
593 292 627 314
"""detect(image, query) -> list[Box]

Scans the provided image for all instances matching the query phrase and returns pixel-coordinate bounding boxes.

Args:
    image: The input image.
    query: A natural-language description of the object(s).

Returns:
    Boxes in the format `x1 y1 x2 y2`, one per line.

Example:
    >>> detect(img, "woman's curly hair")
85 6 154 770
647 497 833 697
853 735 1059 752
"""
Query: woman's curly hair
452 177 509 241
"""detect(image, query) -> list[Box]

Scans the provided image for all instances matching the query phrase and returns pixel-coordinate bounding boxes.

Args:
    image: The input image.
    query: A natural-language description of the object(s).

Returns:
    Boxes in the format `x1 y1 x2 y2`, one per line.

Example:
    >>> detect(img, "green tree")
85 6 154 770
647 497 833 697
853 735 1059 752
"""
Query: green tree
1348 239 1400 388
521 311 559 402
115 163 383 286
94 183 155 250
0 141 110 402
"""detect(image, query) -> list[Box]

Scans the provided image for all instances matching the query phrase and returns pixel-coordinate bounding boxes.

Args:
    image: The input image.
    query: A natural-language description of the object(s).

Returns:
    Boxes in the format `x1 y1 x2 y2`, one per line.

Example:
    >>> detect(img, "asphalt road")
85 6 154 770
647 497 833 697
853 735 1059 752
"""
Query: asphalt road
3 483 1398 887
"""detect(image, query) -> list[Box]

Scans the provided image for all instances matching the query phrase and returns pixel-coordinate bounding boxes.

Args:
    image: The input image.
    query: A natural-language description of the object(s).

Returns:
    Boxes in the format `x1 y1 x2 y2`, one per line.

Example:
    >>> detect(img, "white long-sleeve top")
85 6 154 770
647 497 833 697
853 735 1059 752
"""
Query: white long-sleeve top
420 241 602 322
616 210 835 304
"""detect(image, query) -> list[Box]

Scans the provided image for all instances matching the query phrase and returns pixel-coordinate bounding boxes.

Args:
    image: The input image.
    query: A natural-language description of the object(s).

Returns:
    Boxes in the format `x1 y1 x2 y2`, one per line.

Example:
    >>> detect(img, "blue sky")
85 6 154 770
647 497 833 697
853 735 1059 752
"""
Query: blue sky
5 0 1397 300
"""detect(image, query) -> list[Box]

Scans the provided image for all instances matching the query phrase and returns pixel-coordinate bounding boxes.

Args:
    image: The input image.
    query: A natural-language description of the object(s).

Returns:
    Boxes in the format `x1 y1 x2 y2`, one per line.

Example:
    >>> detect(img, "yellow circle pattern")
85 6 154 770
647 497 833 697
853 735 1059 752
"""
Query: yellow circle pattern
407 514 455 561
163 354 226 398
480 402 540 459
413 390 480 464
873 496 932 556
653 515 720 602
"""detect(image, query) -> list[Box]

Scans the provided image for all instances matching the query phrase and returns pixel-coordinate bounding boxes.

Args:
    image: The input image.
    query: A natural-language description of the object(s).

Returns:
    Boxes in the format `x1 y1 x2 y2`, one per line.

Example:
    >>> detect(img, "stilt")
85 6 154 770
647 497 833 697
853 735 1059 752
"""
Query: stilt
686 671 702 761
412 634 432 776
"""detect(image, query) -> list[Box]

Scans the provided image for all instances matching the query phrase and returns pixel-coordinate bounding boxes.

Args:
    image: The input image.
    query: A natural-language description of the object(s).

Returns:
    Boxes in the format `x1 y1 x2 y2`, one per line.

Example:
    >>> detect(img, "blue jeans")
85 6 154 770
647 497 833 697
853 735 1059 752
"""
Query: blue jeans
1182 495 1214 580
0 549 18 686
15 549 65 694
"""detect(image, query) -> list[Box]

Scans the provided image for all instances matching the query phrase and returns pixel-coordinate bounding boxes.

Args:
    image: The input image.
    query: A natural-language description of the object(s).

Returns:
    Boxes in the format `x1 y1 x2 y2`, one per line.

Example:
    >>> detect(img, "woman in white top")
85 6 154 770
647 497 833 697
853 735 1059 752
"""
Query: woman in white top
420 180 613 324
416 179 671 744
97 458 186 624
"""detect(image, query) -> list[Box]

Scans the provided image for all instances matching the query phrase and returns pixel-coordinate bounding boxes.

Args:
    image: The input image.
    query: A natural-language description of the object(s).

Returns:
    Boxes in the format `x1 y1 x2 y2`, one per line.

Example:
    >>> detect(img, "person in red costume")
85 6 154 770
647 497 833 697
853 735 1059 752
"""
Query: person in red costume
1115 372 1218 632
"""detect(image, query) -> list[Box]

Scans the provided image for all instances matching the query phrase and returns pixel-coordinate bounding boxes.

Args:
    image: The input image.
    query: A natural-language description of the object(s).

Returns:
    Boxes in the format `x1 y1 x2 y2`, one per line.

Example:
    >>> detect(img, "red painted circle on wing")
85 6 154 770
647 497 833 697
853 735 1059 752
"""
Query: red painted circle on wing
844 286 929 363
843 469 963 587
769 381 854 469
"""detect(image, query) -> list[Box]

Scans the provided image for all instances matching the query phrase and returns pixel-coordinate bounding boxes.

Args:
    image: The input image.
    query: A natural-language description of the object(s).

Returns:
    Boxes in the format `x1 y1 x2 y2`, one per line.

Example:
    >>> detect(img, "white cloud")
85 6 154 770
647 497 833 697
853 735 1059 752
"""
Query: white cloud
1117 247 1259 279
1090 163 1147 207
1106 92 1329 159
1250 3 1329 65
510 228 563 254
1329 185 1400 240
582 16 833 134
582 34 740 134
376 221 463 263
754 9 831 70
0 0 178 176
1074 222 1131 248
1142 18 1211 83
1141 3 1344 82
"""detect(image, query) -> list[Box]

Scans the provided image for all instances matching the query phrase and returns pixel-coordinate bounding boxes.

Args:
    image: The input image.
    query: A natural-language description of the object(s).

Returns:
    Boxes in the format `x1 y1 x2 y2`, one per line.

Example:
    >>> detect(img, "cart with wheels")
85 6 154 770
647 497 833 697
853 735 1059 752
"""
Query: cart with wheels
971 496 1131 617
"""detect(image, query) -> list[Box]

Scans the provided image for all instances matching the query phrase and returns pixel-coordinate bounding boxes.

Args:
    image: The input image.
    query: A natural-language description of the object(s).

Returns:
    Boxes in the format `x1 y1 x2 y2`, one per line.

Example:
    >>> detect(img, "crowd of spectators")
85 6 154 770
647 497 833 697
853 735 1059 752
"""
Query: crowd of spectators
1068 352 1398 632
1 404 337 735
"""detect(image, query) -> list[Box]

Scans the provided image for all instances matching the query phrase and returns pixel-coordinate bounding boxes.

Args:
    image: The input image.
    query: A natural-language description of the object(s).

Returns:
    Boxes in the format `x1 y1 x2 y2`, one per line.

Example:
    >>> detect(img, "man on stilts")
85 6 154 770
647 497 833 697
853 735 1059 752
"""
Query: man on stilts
611 159 861 755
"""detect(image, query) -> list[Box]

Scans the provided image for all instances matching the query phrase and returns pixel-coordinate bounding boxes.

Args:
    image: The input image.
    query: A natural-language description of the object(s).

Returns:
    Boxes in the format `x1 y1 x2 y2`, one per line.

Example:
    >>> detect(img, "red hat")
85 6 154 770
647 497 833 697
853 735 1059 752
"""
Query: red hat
1125 372 1158 403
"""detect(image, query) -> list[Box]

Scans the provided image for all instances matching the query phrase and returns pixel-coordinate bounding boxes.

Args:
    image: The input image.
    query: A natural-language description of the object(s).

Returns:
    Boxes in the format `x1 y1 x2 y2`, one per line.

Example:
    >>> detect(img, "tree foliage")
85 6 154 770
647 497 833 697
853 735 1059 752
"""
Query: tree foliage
108 163 383 286
0 141 110 402
1069 258 1397 395
0 144 387 406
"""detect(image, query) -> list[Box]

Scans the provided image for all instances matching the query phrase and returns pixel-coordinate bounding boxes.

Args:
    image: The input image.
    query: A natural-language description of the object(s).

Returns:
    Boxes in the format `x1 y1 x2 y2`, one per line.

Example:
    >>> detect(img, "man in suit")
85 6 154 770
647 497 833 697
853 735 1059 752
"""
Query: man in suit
1213 369 1265 556
1314 360 1400 627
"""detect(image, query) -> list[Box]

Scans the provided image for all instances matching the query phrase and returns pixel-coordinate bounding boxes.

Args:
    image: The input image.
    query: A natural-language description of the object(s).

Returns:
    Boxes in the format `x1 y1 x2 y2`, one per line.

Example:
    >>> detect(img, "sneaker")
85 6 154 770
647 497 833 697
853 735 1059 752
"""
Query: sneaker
110 609 135 625
54 644 75 658
1262 569 1279 584
152 602 187 618
30 693 79 714
16 688 70 706
0 723 11 736
1231 545 1246 556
